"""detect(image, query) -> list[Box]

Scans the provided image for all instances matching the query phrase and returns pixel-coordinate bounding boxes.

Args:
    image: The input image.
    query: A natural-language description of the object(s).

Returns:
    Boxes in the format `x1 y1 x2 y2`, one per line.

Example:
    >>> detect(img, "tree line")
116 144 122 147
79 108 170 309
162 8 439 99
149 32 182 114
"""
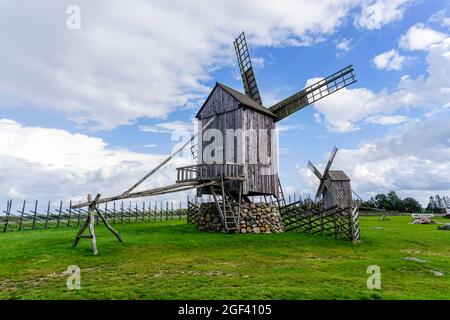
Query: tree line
358 191 449 213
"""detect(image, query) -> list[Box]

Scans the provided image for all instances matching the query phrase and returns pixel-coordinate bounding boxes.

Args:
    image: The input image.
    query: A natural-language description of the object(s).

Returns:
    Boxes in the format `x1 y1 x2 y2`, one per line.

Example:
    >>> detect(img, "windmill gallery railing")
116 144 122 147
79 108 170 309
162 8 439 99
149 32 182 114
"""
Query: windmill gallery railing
176 164 244 183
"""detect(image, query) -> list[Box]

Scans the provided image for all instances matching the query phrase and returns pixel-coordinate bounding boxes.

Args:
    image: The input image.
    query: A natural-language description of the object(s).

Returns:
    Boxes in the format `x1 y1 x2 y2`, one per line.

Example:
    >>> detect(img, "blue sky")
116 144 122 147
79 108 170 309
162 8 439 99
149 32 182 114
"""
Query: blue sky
0 0 449 206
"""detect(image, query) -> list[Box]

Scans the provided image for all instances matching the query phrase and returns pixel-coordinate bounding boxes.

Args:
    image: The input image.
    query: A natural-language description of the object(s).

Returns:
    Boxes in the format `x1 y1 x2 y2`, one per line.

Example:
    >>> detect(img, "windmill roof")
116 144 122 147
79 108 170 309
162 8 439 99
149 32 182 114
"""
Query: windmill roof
327 170 350 181
195 82 277 119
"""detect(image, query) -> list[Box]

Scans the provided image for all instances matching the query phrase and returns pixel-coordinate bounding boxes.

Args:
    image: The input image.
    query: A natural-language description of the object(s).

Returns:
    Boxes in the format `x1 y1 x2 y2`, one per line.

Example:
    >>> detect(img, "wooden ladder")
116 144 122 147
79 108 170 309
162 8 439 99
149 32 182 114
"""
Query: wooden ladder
275 177 287 208
209 180 240 232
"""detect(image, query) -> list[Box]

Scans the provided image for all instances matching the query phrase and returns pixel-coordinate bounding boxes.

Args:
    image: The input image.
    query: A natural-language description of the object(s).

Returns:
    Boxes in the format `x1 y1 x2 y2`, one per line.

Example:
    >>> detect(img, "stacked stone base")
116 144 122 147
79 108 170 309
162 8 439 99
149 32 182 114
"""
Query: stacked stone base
197 202 284 234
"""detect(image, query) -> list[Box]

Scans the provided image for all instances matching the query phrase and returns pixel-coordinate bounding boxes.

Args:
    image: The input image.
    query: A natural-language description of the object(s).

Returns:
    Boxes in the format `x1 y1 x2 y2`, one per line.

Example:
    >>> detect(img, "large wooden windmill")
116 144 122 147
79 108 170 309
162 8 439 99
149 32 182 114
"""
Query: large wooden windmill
183 32 357 199
72 32 358 252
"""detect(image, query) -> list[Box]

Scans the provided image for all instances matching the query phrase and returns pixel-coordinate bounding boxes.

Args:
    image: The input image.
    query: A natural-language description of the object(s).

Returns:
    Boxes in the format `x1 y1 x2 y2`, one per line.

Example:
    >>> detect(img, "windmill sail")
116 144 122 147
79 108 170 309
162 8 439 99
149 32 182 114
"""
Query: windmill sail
234 32 263 105
269 65 356 122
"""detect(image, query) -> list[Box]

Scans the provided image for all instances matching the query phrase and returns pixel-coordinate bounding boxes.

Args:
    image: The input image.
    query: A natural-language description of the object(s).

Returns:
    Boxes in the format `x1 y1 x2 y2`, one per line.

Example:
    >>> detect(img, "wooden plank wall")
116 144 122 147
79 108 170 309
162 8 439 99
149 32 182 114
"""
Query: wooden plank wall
324 181 352 208
243 108 278 196
197 85 278 197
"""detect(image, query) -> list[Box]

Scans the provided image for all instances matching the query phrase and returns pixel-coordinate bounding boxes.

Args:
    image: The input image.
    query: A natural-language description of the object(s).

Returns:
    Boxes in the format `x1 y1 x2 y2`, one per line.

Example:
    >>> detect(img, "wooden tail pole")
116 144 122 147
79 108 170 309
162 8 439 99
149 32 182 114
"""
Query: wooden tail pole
72 193 123 255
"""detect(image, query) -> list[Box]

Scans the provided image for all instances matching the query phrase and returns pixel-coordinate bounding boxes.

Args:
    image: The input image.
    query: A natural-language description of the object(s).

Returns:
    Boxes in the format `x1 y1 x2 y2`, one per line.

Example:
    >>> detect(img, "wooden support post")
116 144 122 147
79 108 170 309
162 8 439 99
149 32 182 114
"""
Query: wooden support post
56 200 62 228
121 201 124 223
67 200 73 227
18 200 26 231
94 206 123 243
128 201 131 223
165 201 168 221
135 202 138 223
32 200 38 230
142 201 145 221
154 202 157 221
95 203 99 225
45 201 50 229
3 200 11 232
113 202 116 224
72 193 123 255
77 207 81 226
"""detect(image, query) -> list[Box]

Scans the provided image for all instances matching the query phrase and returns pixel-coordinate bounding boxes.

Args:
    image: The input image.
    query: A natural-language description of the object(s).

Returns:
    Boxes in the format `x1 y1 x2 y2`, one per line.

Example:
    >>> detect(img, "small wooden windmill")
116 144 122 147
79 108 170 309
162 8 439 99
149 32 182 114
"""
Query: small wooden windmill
308 146 352 209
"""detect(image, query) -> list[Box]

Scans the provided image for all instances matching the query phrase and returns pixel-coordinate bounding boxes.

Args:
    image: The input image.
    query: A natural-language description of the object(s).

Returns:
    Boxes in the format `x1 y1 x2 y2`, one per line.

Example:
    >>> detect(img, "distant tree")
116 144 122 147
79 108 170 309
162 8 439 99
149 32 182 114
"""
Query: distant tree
402 197 422 213
374 193 389 209
426 195 444 213
386 191 403 211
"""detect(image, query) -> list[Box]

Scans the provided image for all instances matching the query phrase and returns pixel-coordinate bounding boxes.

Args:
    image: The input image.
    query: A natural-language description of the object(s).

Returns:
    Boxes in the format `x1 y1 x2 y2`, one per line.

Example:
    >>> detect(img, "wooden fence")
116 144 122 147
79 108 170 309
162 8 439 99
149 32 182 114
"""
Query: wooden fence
281 203 360 242
0 198 189 232
2 193 433 233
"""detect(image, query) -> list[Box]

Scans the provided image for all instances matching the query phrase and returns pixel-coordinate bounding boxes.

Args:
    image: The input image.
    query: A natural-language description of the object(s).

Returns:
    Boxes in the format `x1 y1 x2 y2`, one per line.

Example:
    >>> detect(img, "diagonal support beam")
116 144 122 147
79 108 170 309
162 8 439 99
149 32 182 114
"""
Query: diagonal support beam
121 116 216 196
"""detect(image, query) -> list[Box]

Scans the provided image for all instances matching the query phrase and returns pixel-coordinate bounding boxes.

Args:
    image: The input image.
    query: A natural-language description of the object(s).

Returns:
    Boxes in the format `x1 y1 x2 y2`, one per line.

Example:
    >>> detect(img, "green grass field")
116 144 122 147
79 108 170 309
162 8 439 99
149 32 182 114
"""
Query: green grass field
0 216 448 300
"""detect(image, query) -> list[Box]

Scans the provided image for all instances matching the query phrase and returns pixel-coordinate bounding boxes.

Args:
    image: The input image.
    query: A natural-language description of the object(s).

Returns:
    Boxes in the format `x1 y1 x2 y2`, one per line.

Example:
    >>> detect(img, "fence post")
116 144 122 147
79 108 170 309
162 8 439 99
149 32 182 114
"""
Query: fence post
56 200 62 228
135 202 138 223
45 201 50 229
160 201 163 221
113 201 116 224
128 201 132 223
67 200 72 227
179 200 182 220
154 202 157 221
18 200 26 231
32 200 38 230
104 202 108 222
3 200 11 232
77 207 81 226
142 201 145 221
165 201 168 221
95 202 99 225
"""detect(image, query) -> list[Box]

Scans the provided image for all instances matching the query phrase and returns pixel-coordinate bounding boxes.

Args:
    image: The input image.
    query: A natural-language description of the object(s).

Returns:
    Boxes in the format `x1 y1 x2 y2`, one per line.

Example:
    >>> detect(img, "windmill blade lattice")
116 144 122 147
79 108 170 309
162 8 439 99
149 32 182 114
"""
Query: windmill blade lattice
233 32 263 105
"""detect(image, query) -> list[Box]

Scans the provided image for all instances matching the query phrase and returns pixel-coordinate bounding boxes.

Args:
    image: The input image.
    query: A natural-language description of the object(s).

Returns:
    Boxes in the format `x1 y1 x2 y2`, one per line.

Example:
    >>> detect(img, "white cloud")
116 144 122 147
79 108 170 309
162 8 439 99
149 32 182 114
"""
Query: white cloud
311 36 450 132
354 0 414 30
336 38 352 52
372 49 408 70
399 23 447 51
277 124 304 132
0 0 371 130
429 9 450 28
139 120 193 135
365 115 412 125
144 144 158 148
298 115 450 205
0 119 192 203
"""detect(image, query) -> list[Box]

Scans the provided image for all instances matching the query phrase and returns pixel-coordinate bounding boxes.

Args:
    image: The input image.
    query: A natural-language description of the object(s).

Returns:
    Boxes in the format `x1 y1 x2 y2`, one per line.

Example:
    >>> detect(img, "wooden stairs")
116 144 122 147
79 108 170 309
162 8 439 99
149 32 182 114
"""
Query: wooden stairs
209 181 240 232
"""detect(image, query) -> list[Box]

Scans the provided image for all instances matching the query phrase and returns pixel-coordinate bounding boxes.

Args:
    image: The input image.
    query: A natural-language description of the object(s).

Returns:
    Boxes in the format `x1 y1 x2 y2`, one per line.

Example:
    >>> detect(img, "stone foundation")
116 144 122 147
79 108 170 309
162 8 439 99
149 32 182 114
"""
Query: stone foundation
197 202 284 234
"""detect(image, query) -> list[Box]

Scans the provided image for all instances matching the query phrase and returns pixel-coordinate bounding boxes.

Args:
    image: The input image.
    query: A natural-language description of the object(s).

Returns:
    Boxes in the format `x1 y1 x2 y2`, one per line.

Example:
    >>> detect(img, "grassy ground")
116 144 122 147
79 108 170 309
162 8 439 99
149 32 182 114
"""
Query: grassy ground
0 216 448 300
